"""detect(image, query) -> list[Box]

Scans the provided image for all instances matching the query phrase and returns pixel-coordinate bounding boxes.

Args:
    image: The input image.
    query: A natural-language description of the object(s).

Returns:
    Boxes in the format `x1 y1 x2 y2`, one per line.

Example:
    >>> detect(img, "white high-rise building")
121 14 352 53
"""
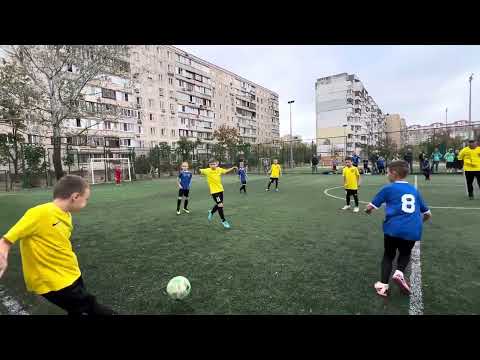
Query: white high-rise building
315 73 386 158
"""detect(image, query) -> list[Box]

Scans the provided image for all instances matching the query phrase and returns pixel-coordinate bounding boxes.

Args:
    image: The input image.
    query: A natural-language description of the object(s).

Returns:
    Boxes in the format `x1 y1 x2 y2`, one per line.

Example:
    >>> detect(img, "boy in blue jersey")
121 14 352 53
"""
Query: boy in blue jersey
177 161 193 215
238 162 248 194
365 160 431 297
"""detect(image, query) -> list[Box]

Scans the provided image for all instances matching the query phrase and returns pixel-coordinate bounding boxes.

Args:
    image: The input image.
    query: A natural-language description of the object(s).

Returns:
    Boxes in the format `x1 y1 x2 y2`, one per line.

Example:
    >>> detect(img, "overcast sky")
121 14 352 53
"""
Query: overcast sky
177 45 480 141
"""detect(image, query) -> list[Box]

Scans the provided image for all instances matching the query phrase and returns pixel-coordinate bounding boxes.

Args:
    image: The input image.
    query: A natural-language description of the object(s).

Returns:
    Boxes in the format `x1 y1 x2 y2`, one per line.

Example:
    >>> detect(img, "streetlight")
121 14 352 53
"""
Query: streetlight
288 100 295 168
469 73 473 139
445 107 448 129
342 124 348 159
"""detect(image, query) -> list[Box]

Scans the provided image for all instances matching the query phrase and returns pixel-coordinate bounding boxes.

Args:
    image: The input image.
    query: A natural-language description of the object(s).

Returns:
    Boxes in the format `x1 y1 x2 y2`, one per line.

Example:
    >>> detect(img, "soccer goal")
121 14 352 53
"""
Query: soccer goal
89 157 132 185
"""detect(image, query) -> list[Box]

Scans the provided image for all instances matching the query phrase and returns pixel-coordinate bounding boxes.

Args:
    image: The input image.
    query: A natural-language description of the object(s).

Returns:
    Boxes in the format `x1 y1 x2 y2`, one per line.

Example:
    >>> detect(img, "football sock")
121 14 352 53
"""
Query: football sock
218 208 226 221
211 205 218 214
177 199 181 211
184 199 189 209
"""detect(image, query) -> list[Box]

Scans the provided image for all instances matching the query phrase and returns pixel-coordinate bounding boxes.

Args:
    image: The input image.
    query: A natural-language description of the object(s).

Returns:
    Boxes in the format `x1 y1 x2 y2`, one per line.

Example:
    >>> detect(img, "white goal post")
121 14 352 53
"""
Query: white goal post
89 157 132 185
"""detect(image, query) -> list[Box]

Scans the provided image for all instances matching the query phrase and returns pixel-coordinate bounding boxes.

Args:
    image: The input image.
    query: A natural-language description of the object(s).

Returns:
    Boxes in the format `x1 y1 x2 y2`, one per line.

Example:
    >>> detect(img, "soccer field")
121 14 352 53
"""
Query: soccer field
1 173 479 315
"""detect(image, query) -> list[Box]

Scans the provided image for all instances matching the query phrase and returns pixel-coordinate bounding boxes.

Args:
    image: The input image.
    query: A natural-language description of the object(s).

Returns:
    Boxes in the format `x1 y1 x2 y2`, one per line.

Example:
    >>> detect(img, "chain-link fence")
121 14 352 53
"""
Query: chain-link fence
1 122 479 191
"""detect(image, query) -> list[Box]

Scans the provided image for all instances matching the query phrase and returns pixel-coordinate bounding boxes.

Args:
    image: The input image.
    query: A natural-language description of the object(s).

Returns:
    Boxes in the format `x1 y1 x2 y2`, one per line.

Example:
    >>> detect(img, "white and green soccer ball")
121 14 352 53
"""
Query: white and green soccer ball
166 276 191 300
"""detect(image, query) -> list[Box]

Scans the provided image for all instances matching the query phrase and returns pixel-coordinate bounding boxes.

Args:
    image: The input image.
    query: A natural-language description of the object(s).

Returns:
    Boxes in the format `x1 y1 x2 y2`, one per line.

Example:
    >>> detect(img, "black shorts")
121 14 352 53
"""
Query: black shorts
240 180 247 185
178 189 190 197
42 276 116 316
270 177 279 181
446 162 454 169
345 189 358 196
212 192 224 204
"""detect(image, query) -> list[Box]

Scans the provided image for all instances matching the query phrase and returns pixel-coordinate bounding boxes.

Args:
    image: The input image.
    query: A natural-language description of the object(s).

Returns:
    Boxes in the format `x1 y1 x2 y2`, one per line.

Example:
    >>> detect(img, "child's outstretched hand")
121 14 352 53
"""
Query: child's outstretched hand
364 204 374 215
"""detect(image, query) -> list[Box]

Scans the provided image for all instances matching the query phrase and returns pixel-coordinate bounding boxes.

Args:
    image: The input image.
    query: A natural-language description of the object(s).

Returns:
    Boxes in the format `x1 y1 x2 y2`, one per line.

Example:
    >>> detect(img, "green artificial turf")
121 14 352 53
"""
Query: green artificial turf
0 173 478 314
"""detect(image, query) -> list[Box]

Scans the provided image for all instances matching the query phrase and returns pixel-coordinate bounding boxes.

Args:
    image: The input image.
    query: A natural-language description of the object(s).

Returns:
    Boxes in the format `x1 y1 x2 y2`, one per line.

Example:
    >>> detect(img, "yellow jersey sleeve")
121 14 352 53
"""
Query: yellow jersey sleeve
4 208 41 244
199 168 207 175
342 168 347 176
355 167 360 176
220 168 228 174
458 148 466 161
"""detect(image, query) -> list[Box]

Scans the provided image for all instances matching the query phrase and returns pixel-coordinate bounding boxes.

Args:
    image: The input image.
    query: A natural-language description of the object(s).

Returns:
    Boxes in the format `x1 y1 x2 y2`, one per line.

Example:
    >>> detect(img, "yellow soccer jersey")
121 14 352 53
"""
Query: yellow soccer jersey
3 202 81 295
458 146 480 172
200 167 228 194
343 166 360 190
270 164 281 178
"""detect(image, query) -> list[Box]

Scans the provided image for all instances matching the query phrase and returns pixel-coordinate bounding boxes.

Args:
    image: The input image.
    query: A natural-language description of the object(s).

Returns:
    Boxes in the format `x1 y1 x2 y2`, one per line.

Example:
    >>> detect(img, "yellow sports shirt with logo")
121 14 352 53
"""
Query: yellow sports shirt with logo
200 167 228 194
343 166 360 190
458 146 480 171
270 164 281 178
4 202 81 295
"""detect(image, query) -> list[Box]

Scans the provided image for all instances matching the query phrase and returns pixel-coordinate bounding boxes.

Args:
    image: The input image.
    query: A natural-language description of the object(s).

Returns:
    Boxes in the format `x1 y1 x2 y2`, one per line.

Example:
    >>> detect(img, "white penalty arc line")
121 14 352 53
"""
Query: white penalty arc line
323 186 480 210
410 175 423 315
0 286 29 315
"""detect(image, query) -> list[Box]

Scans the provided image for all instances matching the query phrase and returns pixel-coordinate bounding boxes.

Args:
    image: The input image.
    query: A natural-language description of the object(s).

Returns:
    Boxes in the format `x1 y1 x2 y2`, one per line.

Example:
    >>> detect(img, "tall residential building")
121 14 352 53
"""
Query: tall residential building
315 73 386 157
1 45 279 167
385 114 407 150
130 45 279 151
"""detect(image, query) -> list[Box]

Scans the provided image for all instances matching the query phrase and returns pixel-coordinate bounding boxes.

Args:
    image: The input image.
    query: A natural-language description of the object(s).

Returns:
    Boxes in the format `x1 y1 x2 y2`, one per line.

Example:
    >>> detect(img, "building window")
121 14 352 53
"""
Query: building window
124 93 129 102
168 77 173 86
136 97 141 105
101 88 116 100
149 113 153 121
159 88 164 97
150 128 156 135
170 104 174 112
160 101 164 109
161 128 165 136
148 99 154 108
104 121 112 130
76 118 81 128
171 129 176 137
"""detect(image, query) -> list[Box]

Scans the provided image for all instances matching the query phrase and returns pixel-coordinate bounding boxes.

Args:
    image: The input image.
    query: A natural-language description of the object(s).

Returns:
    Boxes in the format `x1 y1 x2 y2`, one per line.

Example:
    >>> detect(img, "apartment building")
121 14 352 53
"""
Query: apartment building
406 120 480 146
1 45 280 167
315 73 386 157
130 45 280 151
385 114 407 150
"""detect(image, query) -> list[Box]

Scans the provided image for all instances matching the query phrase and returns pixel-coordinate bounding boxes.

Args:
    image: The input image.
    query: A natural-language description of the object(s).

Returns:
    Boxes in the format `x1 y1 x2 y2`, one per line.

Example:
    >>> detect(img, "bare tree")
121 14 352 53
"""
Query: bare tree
2 45 130 179
0 59 40 182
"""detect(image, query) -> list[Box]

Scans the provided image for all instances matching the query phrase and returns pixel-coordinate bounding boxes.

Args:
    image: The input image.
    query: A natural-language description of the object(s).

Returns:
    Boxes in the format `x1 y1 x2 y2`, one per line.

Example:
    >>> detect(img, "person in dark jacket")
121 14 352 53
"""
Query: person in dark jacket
403 148 413 174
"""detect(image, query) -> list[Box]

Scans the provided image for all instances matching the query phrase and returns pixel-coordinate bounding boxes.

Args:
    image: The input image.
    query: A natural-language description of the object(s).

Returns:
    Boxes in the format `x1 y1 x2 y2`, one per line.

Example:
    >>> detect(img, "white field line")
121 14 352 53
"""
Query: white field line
0 286 29 315
409 176 423 315
323 186 480 210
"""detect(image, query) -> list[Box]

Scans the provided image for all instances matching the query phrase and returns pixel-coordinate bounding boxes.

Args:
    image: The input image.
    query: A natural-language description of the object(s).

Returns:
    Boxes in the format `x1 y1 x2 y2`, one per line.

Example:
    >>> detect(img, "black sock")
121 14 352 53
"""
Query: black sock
346 194 351 206
218 207 226 221
211 205 218 214
353 195 359 207
177 199 181 211
184 199 189 209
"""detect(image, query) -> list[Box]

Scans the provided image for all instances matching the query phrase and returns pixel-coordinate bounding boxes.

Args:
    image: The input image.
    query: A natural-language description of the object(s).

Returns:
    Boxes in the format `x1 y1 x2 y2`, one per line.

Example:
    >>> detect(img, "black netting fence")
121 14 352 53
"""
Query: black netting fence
1 122 479 191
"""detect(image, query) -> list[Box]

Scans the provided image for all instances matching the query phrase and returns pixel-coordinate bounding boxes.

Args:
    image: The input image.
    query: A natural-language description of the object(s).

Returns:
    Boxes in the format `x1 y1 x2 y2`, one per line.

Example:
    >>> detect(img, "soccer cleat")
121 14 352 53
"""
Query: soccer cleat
353 207 360 213
221 220 231 229
183 208 190 214
469 195 474 200
392 270 411 295
374 282 389 297
265 189 270 192
341 205 351 210
176 210 181 215
208 210 213 221
275 189 279 192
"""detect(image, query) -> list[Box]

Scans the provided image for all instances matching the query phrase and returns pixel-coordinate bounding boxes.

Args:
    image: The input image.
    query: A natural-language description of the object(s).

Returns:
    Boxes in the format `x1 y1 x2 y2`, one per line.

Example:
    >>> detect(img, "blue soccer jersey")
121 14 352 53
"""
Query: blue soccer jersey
238 168 247 183
369 181 430 241
178 170 193 189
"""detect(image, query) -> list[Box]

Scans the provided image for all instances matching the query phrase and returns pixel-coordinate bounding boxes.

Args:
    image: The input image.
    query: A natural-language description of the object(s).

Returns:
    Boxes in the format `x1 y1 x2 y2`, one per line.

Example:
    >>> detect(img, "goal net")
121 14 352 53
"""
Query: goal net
89 157 132 185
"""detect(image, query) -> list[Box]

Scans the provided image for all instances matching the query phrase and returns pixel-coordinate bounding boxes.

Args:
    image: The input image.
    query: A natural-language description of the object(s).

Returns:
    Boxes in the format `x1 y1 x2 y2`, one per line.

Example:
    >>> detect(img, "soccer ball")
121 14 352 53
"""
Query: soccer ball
166 276 191 300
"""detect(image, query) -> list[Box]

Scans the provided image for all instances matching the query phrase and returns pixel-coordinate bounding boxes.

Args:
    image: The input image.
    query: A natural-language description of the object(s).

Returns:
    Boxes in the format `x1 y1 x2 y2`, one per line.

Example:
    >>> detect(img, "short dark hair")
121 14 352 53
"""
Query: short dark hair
53 175 89 199
345 157 352 161
388 160 409 178
208 158 218 164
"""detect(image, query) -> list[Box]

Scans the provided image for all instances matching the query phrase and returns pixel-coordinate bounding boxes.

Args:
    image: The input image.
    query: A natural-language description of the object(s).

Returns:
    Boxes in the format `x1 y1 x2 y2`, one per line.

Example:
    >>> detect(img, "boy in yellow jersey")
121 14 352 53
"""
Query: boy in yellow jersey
342 157 361 213
199 159 237 229
458 139 480 199
0 175 116 315
266 159 282 192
